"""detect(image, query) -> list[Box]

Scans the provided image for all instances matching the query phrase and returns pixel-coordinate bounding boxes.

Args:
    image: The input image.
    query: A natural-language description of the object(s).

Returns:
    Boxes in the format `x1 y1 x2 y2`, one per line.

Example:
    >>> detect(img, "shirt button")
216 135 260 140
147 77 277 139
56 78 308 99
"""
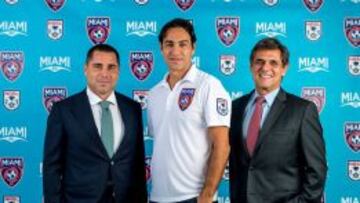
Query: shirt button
110 161 114 165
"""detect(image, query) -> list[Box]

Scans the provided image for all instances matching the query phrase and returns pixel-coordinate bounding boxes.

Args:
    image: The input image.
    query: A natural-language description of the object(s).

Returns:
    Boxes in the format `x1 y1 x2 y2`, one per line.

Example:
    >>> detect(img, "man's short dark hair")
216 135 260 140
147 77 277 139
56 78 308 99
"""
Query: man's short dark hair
250 37 289 66
86 44 120 64
158 18 197 46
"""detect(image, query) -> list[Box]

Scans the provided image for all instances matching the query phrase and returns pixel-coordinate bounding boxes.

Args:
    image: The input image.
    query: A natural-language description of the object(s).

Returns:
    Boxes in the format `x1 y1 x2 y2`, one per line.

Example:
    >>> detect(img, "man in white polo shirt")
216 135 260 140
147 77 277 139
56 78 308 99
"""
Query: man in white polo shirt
147 18 231 203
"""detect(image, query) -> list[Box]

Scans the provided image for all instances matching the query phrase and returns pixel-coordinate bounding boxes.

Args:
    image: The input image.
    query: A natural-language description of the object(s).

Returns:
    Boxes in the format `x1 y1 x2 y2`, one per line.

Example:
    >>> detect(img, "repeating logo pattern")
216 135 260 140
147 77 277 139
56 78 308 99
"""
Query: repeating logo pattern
348 160 360 181
301 87 326 113
42 87 67 113
174 0 195 11
3 90 20 111
47 20 63 40
344 17 360 47
86 17 110 44
306 21 322 41
0 51 24 82
133 90 149 110
344 122 360 152
130 51 153 81
45 0 66 12
216 17 240 46
0 157 24 187
220 55 236 75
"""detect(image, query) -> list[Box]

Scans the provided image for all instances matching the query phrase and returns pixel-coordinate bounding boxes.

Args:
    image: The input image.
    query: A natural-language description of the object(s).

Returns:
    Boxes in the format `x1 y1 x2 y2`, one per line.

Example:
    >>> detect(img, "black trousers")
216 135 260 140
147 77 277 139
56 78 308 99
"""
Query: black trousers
150 197 218 203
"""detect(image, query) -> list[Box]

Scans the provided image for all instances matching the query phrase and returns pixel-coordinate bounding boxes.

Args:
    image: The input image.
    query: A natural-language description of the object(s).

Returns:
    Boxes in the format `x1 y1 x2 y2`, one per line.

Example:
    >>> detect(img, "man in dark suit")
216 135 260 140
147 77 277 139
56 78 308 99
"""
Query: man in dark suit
229 38 327 203
43 44 147 203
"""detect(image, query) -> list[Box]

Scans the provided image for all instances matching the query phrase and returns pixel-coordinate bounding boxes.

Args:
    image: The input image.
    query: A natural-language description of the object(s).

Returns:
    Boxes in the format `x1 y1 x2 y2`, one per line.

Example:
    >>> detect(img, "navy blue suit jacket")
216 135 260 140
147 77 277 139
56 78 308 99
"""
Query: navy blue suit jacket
43 90 147 203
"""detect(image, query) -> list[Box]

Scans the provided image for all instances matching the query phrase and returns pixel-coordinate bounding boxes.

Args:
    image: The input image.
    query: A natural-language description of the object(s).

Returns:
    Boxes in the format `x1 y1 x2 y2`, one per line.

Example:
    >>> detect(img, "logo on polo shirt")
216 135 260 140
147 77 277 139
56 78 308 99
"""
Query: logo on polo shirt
178 88 195 111
344 122 360 152
217 98 229 116
0 157 24 187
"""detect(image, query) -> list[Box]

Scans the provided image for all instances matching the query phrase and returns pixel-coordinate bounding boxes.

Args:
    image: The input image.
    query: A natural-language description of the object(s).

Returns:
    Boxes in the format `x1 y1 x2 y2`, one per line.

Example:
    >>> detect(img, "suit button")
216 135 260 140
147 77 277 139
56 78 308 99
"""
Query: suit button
112 192 115 197
110 161 114 165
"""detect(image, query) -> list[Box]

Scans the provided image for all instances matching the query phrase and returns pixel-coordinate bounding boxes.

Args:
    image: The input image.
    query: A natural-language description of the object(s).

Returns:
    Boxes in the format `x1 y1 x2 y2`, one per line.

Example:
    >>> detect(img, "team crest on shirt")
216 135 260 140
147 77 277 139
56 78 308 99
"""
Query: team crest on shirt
47 20 63 40
301 87 325 113
3 90 20 111
3 195 20 203
178 88 195 111
306 21 321 41
174 0 195 11
130 51 153 81
42 87 67 113
0 157 24 187
0 51 24 82
133 90 149 110
344 122 360 152
348 56 360 76
303 0 323 12
348 160 360 181
145 156 151 182
217 98 229 116
86 17 110 45
45 0 66 12
220 55 236 75
216 17 240 47
344 17 360 48
263 0 279 6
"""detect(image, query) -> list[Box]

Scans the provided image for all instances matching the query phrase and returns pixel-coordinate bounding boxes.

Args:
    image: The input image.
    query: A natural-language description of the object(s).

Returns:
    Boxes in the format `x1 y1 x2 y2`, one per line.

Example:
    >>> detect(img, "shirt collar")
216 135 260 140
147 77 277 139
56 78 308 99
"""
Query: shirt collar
251 87 280 107
159 64 198 87
86 87 117 106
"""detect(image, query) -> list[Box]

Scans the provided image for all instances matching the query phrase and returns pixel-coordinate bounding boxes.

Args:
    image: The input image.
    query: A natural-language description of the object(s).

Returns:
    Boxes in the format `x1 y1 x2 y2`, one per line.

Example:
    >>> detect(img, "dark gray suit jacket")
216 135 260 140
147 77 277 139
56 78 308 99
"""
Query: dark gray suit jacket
229 88 327 203
43 90 147 203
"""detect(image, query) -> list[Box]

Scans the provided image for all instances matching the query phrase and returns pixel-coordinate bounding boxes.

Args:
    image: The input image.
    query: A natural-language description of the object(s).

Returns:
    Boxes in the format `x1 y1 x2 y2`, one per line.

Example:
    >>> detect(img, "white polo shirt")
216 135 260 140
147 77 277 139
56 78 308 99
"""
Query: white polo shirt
147 65 231 202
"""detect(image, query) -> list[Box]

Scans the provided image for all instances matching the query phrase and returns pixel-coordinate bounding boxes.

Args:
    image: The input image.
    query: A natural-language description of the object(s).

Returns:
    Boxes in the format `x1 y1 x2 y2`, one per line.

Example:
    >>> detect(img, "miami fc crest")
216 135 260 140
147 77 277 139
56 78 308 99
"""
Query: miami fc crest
178 88 195 111
3 90 20 111
47 19 63 40
43 87 67 113
220 55 236 75
348 56 360 76
344 122 360 152
133 90 149 110
45 0 66 12
130 51 153 81
344 17 360 48
301 87 325 113
0 157 24 187
348 160 360 181
216 17 240 47
0 51 24 82
174 0 195 11
303 0 323 12
86 17 110 45
306 21 321 41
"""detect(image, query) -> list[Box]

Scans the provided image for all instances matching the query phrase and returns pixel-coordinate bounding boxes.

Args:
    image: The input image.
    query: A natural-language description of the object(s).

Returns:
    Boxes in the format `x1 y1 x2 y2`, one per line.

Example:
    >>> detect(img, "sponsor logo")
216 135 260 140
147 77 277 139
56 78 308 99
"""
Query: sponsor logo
42 87 67 113
344 122 360 152
145 156 151 182
174 0 195 11
133 90 149 110
341 92 360 108
298 57 329 73
0 126 27 143
39 56 71 72
306 21 321 41
216 16 240 46
3 90 20 111
348 56 360 76
0 21 27 37
47 20 63 40
255 22 286 38
45 0 66 12
134 0 149 5
0 51 24 82
178 88 195 111
5 0 19 5
344 17 360 48
0 157 23 187
301 87 325 113
86 17 110 44
130 51 153 81
3 195 20 203
217 98 229 116
348 160 360 181
303 0 323 12
263 0 279 6
126 20 156 37
220 55 236 75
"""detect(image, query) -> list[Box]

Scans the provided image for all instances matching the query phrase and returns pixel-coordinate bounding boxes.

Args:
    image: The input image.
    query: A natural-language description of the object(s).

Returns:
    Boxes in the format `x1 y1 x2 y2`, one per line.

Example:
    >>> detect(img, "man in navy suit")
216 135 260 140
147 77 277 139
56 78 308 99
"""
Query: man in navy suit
229 38 327 203
43 44 147 203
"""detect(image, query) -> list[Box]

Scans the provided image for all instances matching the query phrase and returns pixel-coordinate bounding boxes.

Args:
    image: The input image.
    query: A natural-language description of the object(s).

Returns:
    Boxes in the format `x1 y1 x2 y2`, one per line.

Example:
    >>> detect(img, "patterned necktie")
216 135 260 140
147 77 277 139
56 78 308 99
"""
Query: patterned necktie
246 96 265 156
100 101 114 157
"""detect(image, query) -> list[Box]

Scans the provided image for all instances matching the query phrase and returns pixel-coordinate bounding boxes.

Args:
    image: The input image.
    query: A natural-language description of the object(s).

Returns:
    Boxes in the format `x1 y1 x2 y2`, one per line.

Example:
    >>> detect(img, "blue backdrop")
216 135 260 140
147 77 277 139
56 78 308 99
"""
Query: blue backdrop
0 0 359 202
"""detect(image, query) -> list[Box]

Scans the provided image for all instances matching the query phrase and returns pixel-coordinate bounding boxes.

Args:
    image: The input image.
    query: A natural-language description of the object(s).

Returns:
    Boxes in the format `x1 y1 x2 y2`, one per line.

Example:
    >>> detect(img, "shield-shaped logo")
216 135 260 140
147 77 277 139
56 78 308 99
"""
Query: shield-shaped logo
306 21 321 41
0 51 24 82
145 156 151 182
344 122 360 152
301 87 325 113
348 56 360 76
263 0 279 6
3 90 20 111
45 0 66 12
133 90 149 110
220 55 236 75
5 0 18 5
178 88 195 111
47 20 63 40
216 17 240 47
344 17 360 48
0 157 24 187
348 160 360 181
174 0 195 11
3 195 20 203
303 0 323 12
86 17 110 45
217 98 229 116
42 87 67 113
130 51 153 81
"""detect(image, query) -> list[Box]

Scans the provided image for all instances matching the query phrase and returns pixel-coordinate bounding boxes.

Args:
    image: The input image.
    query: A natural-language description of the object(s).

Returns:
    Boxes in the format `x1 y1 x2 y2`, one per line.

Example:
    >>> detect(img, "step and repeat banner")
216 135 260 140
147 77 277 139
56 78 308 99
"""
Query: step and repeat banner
0 0 359 202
